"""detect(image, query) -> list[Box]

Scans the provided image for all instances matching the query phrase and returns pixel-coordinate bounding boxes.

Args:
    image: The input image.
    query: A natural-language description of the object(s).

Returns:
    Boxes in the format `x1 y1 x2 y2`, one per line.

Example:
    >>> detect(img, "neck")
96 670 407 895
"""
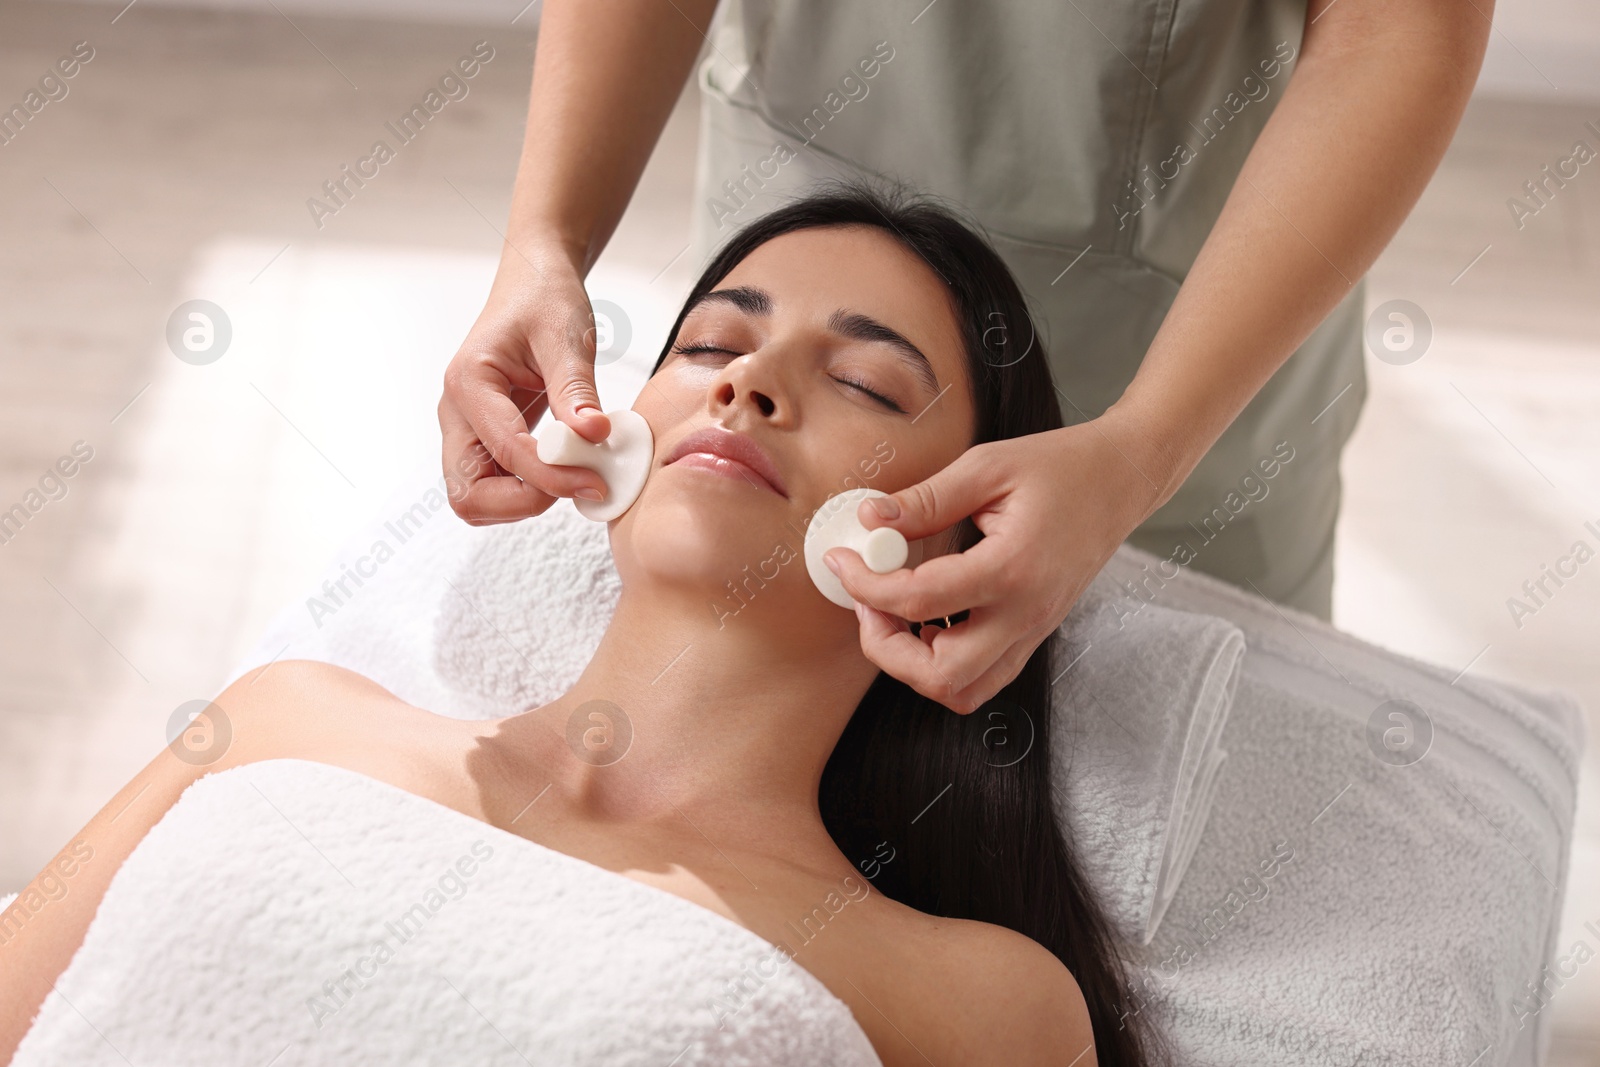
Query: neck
500 580 878 842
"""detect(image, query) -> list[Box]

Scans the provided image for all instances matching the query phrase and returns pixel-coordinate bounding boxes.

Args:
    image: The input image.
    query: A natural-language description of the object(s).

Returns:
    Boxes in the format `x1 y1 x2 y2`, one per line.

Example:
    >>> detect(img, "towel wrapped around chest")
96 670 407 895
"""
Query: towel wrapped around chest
8 759 885 1067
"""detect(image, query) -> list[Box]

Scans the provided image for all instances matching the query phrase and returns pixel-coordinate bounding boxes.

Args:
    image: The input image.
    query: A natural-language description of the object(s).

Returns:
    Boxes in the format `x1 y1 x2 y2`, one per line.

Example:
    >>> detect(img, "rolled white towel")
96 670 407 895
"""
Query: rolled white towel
1096 549 1588 1066
1051 581 1242 945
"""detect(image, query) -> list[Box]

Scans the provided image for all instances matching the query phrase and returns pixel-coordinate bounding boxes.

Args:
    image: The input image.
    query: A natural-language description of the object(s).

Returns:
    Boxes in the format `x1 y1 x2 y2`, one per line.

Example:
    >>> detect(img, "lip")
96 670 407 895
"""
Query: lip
664 426 788 498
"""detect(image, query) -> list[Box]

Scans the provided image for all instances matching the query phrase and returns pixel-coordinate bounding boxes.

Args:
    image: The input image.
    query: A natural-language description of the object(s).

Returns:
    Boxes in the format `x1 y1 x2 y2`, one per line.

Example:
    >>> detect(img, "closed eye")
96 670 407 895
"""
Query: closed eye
831 373 904 413
671 341 733 357
670 341 905 413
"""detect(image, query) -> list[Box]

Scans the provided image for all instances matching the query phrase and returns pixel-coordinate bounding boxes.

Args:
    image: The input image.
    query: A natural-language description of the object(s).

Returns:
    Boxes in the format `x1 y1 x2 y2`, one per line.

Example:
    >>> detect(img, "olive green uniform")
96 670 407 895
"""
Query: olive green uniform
686 0 1365 620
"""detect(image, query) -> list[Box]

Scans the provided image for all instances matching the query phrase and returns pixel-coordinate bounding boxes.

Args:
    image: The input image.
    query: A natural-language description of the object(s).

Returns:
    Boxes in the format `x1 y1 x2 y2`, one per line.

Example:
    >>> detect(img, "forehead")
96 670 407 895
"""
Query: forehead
702 224 969 382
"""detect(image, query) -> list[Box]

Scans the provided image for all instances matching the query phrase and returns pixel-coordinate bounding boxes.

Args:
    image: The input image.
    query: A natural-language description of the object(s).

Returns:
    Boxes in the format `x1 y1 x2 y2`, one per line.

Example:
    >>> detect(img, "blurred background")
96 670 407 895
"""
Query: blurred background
1 0 1597 1059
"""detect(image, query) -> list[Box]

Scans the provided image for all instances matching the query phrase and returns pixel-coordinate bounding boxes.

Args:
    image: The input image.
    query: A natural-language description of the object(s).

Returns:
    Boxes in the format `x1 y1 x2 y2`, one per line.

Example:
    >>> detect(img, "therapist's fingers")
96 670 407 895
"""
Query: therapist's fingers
825 533 1010 626
439 397 553 523
892 606 1039 712
913 610 1021 711
442 350 539 480
940 629 1046 712
925 558 1088 710
851 600 974 712
439 387 604 527
855 445 1003 543
852 600 1015 713
443 352 608 500
440 247 619 520
453 471 559 525
836 534 1044 710
539 304 612 443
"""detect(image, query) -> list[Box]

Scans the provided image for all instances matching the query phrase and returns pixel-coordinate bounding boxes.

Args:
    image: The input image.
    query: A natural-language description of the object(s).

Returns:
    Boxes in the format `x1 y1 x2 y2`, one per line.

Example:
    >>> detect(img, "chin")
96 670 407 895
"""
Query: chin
607 480 803 602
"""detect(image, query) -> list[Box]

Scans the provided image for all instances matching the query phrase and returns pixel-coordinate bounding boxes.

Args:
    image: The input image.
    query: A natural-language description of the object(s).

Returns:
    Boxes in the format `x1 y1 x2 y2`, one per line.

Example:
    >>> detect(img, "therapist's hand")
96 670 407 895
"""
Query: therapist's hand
438 245 613 524
823 414 1168 714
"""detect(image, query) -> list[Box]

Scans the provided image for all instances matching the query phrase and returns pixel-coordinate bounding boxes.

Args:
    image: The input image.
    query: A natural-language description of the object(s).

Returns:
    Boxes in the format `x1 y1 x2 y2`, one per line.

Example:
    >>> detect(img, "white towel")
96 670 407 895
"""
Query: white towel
1051 582 1242 945
10 759 883 1066
22 479 1587 1065
227 469 1240 948
1095 551 1587 1067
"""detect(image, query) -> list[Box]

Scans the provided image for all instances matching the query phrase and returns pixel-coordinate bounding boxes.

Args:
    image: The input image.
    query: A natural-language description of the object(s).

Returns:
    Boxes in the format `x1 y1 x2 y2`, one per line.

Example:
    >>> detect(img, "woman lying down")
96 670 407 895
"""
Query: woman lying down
0 183 1168 1067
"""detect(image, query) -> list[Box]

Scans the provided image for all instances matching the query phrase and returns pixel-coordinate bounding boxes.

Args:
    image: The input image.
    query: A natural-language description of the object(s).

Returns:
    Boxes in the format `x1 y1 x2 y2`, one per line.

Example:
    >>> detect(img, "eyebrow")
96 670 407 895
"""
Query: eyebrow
688 285 941 396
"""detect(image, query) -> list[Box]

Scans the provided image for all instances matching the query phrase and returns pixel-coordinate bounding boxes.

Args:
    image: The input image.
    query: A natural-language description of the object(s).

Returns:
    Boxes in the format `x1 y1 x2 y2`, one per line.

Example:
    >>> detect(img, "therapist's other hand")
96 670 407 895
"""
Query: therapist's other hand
439 245 612 524
823 418 1165 714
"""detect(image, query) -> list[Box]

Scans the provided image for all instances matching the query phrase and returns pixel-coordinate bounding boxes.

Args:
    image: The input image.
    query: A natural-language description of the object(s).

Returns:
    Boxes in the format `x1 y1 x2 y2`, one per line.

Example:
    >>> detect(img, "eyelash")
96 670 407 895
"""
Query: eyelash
670 341 905 413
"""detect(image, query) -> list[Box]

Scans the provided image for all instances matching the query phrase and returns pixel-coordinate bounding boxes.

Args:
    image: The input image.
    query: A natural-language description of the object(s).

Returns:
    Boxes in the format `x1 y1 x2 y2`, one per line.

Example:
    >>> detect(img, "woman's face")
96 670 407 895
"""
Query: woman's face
611 223 977 624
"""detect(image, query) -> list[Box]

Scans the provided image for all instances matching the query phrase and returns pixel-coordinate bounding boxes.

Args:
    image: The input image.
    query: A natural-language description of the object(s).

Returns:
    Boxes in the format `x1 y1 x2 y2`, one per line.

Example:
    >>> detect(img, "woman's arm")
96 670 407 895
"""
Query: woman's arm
1104 0 1494 500
0 745 212 1061
0 671 289 1063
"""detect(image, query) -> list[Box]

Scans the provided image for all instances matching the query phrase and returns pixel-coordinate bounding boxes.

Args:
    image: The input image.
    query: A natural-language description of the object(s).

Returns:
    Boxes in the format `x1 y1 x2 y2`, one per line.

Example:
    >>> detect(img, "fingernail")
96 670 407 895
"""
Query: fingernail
577 487 604 502
871 497 899 520
824 552 841 575
576 403 601 416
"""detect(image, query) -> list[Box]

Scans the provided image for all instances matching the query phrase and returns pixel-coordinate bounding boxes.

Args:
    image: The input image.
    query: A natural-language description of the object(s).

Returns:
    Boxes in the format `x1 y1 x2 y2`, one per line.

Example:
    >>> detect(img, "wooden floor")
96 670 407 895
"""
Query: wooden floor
1 1 1596 1061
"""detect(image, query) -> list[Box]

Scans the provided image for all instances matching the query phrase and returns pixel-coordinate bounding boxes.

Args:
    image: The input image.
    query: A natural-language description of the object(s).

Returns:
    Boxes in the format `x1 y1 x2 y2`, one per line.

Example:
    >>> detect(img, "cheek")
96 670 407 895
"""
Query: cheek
808 414 968 506
829 433 900 494
633 375 699 460
642 358 722 404
651 356 720 395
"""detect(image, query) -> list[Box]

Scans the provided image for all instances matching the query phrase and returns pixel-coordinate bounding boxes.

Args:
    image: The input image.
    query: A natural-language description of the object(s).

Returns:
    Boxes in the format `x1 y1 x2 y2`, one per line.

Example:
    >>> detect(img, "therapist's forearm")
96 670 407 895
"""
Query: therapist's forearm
507 0 719 274
1104 0 1492 511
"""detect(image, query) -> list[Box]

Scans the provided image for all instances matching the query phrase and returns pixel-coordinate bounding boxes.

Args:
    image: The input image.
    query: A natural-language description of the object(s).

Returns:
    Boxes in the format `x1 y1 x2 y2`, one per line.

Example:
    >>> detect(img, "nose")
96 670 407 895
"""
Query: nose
708 350 791 423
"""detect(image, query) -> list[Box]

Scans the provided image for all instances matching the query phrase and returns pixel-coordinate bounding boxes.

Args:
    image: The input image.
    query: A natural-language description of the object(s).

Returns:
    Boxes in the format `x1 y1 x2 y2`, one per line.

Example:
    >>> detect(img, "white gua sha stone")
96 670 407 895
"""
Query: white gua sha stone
804 487 923 609
534 408 654 522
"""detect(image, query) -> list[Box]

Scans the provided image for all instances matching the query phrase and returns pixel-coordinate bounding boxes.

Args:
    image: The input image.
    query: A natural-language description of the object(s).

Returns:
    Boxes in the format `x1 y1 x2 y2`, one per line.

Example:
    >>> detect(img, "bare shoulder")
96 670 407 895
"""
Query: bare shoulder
208 658 428 764
207 659 485 812
901 913 1098 1067
216 657 405 722
0 659 415 1061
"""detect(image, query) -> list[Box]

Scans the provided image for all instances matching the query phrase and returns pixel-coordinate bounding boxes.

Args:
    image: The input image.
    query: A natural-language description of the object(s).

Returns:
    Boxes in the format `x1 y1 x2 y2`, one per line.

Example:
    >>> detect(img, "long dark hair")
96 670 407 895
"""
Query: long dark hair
650 178 1166 1067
